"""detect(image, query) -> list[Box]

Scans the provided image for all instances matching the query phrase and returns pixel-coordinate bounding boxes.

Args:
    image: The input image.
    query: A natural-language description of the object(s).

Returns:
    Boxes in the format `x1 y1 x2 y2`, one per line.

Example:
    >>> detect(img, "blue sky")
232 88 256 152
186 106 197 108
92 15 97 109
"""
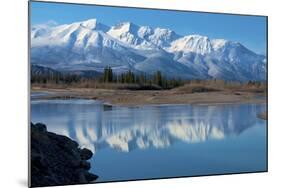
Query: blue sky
30 1 267 55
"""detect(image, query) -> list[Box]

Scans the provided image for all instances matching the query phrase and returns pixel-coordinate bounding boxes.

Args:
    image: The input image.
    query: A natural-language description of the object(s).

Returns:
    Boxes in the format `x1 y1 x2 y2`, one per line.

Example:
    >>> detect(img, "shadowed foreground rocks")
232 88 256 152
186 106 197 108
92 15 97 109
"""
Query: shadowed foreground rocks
31 122 98 187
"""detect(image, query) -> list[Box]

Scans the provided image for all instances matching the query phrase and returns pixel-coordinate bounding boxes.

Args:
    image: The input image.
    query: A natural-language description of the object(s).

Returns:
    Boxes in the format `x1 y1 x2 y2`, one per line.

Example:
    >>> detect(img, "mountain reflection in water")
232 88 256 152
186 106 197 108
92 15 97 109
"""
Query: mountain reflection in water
31 100 266 154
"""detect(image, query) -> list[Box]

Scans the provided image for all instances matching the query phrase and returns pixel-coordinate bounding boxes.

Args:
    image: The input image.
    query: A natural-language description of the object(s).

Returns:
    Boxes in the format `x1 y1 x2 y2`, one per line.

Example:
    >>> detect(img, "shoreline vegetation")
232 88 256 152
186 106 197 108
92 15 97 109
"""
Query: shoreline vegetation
31 66 267 106
31 122 98 187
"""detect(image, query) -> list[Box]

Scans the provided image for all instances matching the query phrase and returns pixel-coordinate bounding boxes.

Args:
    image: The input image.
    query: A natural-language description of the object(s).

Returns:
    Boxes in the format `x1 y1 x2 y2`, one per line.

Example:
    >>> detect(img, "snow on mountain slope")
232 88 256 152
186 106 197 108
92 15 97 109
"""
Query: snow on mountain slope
209 41 266 80
134 55 197 79
168 35 213 55
171 38 266 81
211 39 228 51
31 18 266 80
107 22 159 50
79 19 109 32
147 27 181 48
107 22 181 50
31 19 146 71
32 19 114 48
107 22 141 45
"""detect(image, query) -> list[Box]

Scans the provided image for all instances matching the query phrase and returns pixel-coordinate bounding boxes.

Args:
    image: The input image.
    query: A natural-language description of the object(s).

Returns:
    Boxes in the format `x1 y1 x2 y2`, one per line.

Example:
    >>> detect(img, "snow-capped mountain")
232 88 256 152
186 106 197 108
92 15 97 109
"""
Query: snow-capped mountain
31 18 266 81
168 35 213 55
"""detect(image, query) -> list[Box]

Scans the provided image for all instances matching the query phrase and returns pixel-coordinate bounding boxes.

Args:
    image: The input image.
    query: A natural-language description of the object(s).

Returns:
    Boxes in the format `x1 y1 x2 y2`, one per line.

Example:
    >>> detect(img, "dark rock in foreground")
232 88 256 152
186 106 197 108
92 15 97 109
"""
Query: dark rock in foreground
31 122 98 187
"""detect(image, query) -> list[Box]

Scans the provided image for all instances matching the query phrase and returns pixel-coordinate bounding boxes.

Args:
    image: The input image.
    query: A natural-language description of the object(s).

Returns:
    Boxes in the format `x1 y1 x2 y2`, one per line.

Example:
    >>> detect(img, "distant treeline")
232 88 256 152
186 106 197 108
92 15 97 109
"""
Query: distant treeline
102 67 184 89
31 66 267 90
31 66 184 89
31 72 81 85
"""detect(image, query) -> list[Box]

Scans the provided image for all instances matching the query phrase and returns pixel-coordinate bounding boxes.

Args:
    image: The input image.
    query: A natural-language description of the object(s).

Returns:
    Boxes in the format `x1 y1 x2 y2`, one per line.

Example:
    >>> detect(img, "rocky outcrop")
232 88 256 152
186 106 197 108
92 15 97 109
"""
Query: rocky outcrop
31 122 98 187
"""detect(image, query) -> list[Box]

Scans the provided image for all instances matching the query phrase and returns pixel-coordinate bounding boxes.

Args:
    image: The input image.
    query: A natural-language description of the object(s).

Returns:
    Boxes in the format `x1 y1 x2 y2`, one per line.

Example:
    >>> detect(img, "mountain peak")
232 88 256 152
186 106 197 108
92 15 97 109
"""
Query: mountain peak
169 34 212 55
211 39 258 56
186 34 209 40
138 26 153 38
107 22 143 46
211 39 228 50
79 18 109 32
110 22 139 34
153 27 180 39
144 27 180 48
80 19 97 29
154 27 174 34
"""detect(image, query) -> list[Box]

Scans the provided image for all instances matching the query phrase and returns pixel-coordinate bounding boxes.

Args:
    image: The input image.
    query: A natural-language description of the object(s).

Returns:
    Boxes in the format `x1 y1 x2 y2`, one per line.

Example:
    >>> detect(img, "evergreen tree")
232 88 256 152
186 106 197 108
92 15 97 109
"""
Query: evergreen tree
154 71 163 87
103 66 113 82
108 67 113 82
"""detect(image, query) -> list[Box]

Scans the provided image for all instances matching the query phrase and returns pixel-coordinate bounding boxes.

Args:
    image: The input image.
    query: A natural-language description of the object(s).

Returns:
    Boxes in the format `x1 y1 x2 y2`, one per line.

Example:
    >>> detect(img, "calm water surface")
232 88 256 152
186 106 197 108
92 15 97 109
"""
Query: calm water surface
31 98 267 182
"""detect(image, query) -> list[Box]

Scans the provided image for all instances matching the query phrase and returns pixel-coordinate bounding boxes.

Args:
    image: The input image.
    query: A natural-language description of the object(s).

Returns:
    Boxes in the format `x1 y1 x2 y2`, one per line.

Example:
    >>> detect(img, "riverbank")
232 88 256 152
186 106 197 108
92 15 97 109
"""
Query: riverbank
258 111 268 120
31 122 98 187
31 86 266 106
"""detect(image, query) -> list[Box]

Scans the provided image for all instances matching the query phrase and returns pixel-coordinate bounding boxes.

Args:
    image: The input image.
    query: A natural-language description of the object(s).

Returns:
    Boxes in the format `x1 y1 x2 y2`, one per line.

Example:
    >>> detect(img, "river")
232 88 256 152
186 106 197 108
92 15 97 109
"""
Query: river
31 98 267 182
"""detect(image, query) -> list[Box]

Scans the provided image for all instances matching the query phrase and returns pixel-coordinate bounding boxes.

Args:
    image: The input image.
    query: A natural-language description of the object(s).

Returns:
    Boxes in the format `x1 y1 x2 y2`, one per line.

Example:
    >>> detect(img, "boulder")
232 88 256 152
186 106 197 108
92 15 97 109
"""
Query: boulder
30 122 98 187
80 148 93 160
